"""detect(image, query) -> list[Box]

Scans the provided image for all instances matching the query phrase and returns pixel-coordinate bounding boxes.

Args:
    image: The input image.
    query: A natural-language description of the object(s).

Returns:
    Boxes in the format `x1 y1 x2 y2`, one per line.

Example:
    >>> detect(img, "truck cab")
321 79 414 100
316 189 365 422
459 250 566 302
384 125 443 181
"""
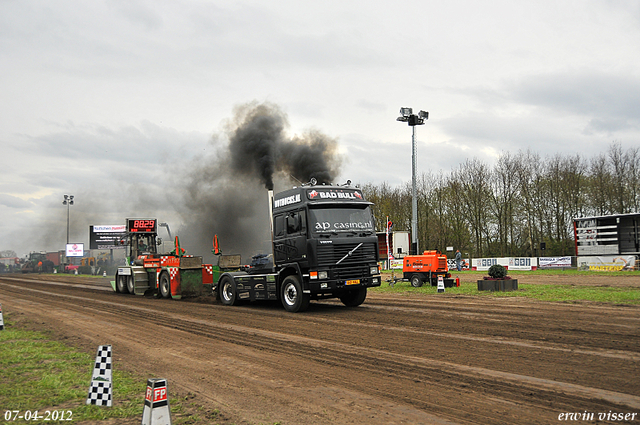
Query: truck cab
217 183 382 312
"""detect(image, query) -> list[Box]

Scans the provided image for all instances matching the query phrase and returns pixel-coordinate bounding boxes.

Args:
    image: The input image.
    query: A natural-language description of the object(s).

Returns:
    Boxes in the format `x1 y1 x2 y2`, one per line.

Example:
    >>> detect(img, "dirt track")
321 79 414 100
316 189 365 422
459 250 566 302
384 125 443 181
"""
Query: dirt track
1 274 639 424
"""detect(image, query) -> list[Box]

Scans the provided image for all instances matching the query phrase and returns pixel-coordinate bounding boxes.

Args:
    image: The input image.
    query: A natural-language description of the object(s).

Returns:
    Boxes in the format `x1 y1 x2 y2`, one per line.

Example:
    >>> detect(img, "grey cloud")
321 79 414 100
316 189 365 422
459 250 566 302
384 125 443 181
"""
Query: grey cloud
509 72 640 132
0 194 34 209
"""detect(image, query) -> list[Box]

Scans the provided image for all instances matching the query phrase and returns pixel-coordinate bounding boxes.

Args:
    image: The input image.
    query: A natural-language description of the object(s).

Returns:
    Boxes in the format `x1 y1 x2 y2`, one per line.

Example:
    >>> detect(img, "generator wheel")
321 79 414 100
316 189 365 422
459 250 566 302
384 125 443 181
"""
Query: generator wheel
159 272 171 299
116 274 128 293
219 276 239 306
126 275 135 294
281 275 309 313
410 274 423 287
339 287 367 307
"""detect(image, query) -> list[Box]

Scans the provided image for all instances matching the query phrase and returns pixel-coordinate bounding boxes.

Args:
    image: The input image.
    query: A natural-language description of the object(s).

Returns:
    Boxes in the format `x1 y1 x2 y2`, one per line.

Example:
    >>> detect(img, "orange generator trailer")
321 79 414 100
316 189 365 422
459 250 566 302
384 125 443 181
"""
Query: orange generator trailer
403 250 458 288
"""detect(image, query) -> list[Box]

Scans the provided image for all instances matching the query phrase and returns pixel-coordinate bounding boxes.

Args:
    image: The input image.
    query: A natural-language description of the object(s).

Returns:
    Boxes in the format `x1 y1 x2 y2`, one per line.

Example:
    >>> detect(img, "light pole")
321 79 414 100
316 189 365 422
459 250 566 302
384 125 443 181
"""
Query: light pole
397 107 428 255
62 194 74 245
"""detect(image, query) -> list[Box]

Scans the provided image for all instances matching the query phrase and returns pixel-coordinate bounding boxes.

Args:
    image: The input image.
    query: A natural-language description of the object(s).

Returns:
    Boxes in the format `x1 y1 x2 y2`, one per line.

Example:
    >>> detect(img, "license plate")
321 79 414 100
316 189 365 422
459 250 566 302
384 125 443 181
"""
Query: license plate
346 279 360 285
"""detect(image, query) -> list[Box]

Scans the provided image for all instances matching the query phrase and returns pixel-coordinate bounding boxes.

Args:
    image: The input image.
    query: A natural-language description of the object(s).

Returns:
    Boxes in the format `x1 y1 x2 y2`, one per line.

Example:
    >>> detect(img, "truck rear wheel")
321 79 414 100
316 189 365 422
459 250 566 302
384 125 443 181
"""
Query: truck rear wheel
159 272 171 299
281 275 309 313
410 274 423 287
339 287 367 307
219 276 239 306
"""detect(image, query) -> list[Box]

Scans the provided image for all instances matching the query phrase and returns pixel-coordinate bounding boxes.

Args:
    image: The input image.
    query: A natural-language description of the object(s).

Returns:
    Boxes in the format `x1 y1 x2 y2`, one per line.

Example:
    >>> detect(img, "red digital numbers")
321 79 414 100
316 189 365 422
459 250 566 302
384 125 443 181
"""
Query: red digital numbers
128 219 156 232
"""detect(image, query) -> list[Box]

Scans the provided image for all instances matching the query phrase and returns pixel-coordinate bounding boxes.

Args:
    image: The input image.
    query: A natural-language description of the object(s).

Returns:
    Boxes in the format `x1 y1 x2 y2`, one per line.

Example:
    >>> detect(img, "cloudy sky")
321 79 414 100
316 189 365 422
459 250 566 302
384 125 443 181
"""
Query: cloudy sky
1 0 639 258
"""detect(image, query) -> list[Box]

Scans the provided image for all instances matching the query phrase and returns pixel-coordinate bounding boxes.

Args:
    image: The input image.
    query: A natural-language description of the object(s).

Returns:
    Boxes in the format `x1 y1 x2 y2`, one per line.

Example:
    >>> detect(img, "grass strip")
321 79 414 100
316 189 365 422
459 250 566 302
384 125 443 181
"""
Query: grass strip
372 279 640 304
0 316 214 424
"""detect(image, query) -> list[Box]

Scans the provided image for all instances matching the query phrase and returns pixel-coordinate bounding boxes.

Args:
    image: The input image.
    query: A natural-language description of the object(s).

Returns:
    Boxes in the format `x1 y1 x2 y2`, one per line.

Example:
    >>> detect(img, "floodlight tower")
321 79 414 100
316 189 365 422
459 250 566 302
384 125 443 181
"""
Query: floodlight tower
63 194 74 245
396 108 428 255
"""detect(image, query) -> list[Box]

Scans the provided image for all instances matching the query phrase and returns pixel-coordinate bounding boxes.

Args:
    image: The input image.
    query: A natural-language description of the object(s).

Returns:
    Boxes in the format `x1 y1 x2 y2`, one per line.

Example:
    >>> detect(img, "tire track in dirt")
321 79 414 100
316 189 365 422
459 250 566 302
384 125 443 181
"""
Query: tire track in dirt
2 278 639 425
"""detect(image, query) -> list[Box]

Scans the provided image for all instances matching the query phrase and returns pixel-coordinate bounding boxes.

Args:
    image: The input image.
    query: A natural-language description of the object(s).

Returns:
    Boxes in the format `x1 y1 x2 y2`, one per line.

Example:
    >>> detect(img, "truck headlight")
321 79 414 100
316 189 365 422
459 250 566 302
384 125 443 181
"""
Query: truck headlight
319 271 328 280
370 266 379 275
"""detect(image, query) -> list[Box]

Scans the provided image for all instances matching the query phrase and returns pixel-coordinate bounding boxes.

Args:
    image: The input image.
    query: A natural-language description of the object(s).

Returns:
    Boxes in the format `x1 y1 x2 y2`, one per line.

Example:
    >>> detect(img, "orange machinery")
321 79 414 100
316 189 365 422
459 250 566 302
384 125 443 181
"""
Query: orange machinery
403 250 458 288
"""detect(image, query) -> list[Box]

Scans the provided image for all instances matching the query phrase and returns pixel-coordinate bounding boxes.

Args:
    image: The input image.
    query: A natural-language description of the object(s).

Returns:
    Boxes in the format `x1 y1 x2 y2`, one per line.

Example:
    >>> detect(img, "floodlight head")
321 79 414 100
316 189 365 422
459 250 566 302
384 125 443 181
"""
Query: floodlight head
418 110 429 120
399 107 412 117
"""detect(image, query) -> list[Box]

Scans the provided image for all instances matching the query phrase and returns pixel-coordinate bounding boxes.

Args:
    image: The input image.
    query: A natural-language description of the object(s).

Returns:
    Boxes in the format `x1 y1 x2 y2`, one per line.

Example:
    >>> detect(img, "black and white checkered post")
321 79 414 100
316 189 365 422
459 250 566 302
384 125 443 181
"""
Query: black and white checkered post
86 345 112 407
0 303 4 331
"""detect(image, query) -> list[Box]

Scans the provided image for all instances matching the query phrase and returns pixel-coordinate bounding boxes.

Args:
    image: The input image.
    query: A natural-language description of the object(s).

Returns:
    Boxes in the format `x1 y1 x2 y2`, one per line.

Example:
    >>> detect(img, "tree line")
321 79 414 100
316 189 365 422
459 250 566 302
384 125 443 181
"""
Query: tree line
362 142 640 258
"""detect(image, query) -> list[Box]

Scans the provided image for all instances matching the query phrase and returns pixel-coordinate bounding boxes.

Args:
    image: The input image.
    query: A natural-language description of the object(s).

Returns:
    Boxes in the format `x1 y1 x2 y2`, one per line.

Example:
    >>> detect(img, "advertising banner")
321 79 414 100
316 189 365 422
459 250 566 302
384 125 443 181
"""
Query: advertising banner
472 258 509 271
472 257 537 271
390 259 403 270
447 259 470 271
539 257 572 268
508 257 538 270
577 256 637 271
90 225 126 250
66 243 84 257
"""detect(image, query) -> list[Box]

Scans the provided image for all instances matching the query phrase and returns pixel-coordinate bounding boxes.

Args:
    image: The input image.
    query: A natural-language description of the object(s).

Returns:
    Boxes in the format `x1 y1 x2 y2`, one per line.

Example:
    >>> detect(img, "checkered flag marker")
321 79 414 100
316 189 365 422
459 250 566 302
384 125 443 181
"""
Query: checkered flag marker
141 378 172 425
86 345 112 407
0 303 4 331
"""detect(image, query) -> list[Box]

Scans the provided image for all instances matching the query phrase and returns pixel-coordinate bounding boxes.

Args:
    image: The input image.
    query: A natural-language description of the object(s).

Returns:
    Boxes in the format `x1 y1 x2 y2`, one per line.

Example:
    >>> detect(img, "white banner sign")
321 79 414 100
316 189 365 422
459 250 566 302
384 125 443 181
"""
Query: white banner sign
472 258 509 271
390 259 403 270
577 256 637 271
539 257 572 268
66 243 84 257
92 225 126 232
508 257 538 270
472 257 537 270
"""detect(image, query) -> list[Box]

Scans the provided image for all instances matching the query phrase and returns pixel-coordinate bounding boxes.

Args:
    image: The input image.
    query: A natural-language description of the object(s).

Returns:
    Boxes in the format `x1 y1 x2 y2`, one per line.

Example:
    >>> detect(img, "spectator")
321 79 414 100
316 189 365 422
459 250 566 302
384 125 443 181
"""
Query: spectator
455 250 462 271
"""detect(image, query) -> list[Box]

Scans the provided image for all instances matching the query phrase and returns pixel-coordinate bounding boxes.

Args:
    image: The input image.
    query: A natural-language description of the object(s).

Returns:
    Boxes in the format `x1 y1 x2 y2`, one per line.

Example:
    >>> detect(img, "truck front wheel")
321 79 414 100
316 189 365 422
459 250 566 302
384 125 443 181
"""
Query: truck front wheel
340 287 367 307
410 274 423 287
159 272 171 299
116 274 129 293
219 276 239 306
281 275 310 313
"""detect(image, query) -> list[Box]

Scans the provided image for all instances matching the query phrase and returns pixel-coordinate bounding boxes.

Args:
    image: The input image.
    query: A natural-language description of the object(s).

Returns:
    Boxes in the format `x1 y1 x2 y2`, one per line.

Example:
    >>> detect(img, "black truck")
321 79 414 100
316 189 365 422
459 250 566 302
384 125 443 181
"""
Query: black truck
216 182 381 312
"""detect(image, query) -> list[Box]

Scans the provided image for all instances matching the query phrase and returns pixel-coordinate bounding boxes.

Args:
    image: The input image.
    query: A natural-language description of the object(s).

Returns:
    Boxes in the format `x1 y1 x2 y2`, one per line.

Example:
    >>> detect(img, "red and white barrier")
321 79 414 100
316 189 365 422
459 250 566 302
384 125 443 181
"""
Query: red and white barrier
141 378 172 425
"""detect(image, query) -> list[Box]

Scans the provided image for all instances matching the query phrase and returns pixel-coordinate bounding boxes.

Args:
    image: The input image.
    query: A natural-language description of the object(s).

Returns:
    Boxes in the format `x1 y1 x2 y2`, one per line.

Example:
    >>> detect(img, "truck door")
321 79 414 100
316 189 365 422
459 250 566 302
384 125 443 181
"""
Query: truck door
273 210 307 264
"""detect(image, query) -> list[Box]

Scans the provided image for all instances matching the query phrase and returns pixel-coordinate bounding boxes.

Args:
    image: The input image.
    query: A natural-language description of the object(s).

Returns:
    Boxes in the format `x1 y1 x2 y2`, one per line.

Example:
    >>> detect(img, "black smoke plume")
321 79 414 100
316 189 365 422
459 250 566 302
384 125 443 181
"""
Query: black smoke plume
177 101 342 260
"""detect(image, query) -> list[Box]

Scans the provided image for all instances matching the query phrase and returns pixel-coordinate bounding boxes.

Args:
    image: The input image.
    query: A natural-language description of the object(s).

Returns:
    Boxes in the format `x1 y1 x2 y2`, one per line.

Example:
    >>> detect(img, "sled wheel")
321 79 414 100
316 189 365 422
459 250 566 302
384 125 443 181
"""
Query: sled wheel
126 275 135 294
116 274 128 294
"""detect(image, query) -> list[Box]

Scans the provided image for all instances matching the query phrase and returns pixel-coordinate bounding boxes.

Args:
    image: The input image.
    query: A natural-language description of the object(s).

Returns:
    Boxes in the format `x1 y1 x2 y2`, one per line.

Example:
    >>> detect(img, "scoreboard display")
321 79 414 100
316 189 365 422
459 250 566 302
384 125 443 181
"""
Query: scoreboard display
127 219 157 233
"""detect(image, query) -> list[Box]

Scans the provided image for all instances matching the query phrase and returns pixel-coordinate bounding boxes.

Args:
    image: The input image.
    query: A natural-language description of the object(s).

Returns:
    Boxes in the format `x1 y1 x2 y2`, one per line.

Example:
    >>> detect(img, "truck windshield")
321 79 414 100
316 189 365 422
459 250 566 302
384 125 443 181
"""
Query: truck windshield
308 206 374 235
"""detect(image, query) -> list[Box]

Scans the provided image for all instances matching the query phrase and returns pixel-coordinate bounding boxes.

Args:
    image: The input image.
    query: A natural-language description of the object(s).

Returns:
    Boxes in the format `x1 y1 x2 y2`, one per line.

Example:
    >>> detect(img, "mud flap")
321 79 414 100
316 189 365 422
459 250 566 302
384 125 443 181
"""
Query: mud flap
178 269 203 298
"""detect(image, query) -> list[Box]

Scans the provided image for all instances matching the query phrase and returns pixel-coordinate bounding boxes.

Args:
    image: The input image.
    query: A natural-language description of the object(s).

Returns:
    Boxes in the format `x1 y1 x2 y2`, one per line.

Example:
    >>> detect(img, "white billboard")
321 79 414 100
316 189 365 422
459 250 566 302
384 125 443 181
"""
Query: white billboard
66 243 84 257
577 255 636 271
472 257 537 271
539 257 572 268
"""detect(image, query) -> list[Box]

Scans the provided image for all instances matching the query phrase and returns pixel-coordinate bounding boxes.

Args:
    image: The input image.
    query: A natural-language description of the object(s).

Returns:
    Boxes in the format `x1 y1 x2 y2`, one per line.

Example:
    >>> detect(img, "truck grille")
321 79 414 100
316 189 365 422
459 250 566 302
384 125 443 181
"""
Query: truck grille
333 265 370 280
316 242 377 267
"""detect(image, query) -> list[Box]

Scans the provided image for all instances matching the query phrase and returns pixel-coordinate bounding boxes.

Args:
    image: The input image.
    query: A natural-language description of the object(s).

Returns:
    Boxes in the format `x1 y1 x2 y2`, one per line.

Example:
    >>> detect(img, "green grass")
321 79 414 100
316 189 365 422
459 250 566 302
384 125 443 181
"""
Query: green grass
0 317 215 424
373 274 640 304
